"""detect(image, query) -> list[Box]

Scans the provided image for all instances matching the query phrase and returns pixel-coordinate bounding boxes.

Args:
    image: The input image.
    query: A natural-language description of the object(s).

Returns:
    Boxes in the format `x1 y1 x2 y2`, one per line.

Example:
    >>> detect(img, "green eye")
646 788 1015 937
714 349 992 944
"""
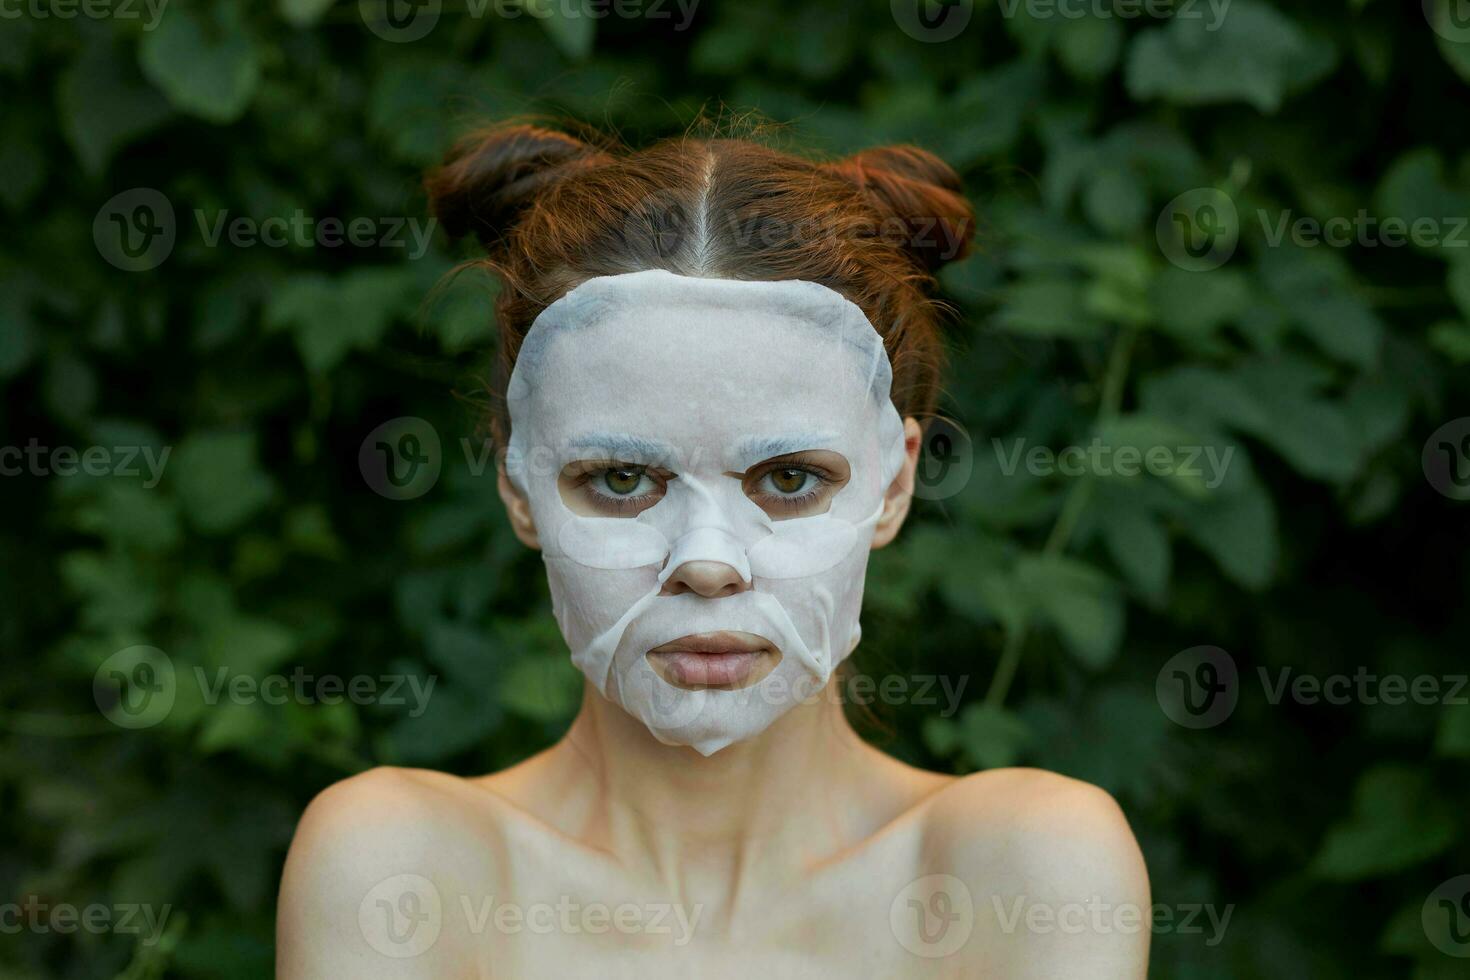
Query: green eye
768 468 810 494
603 468 645 495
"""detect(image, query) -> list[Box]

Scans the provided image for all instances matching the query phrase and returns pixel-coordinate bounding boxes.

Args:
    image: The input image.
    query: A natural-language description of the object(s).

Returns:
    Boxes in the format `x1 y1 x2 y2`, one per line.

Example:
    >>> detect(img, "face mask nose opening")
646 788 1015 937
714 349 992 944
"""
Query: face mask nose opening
657 526 752 596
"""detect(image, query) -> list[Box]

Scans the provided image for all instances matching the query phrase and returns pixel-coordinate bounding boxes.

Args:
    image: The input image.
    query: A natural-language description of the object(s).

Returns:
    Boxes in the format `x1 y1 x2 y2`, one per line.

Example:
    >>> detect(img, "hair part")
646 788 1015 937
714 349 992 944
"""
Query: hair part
424 121 976 443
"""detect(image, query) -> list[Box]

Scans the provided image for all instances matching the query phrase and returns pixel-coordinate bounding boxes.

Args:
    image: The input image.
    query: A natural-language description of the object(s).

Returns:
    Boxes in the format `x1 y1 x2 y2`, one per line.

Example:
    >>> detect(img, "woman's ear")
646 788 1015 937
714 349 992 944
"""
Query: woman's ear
497 466 541 549
872 417 923 549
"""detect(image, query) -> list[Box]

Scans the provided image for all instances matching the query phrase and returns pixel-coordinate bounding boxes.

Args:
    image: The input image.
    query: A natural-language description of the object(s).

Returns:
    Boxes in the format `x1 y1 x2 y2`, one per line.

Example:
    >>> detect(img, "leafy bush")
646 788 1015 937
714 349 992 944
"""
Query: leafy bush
2 1 1468 977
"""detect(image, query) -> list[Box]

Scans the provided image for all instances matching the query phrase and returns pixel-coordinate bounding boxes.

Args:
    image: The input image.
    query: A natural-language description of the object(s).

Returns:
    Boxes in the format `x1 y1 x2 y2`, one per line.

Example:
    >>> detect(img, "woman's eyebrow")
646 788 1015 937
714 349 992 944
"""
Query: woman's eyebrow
564 432 676 464
733 433 838 466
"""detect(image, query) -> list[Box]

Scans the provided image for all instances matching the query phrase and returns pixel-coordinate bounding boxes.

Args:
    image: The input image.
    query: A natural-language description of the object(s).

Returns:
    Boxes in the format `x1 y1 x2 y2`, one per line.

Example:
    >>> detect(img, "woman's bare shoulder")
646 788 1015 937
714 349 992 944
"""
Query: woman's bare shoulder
920 766 1147 884
275 766 506 978
916 767 1151 978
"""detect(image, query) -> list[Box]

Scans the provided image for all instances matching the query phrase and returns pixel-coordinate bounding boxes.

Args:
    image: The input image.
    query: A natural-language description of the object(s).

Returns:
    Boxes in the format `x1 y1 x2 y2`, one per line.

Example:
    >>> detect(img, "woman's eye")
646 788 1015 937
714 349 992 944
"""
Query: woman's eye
602 467 649 496
764 468 812 495
738 452 849 519
558 460 670 517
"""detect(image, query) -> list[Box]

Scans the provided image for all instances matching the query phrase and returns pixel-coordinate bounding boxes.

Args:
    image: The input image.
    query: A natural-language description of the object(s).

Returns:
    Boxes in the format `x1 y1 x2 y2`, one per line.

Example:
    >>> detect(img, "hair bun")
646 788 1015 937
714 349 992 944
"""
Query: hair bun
826 145 975 272
425 124 610 249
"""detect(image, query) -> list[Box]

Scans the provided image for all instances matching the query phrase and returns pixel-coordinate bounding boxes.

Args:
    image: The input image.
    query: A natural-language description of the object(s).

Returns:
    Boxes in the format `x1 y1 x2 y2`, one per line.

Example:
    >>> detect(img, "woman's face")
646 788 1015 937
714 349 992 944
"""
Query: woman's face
503 271 907 755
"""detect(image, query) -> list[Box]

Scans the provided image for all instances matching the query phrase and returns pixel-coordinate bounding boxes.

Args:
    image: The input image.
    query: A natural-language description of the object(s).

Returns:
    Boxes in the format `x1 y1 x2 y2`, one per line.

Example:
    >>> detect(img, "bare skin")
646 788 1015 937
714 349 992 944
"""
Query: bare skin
277 419 1151 978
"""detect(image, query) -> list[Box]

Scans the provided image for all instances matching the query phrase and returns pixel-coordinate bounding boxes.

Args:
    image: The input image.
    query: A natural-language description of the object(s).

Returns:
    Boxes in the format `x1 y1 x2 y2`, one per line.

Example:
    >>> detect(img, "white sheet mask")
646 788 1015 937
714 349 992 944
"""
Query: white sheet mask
505 270 907 755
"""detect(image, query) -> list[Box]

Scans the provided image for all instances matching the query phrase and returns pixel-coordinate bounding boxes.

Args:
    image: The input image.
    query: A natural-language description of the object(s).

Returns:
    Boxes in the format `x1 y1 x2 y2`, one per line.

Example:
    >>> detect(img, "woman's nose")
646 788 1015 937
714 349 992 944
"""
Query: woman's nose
656 526 751 597
659 559 750 598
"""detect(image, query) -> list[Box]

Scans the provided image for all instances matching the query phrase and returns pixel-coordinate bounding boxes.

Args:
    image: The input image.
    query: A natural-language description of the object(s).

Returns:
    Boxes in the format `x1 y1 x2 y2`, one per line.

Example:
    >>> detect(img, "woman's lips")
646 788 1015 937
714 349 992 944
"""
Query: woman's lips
646 631 775 688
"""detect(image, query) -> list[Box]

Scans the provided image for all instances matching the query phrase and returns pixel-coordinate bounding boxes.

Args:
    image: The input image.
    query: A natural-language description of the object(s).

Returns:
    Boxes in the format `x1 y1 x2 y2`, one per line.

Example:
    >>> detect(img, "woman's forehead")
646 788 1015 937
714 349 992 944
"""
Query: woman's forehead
512 271 892 397
505 272 899 469
521 313 883 444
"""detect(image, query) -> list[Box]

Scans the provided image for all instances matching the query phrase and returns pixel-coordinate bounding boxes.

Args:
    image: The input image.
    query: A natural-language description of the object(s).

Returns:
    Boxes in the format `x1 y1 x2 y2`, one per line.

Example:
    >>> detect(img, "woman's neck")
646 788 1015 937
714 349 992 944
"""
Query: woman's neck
487 676 944 903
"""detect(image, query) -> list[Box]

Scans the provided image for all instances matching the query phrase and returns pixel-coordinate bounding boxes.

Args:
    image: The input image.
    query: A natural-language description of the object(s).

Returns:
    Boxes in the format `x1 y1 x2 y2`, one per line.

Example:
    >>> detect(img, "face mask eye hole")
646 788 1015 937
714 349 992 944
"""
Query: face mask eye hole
741 450 851 520
559 461 671 517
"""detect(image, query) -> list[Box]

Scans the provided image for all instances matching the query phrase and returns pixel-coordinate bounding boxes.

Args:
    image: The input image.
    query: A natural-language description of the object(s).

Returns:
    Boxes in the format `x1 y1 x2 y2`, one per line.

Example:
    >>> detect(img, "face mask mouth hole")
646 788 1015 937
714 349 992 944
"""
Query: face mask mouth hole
644 632 784 691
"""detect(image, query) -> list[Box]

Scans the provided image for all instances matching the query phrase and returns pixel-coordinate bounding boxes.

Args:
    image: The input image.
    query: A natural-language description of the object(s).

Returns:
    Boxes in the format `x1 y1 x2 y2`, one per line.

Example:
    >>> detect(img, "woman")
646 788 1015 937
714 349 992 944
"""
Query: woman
277 124 1150 978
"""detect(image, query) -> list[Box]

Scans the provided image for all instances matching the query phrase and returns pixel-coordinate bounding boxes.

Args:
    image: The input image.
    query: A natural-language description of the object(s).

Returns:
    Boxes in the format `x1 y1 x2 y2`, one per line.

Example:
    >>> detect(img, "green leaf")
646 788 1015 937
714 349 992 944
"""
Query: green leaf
265 268 419 372
1180 472 1278 590
1098 500 1171 604
170 431 277 533
1428 320 1470 364
1230 357 1363 483
995 277 1106 339
278 0 337 26
367 55 469 167
1125 0 1335 113
1448 259 1470 322
956 704 1033 770
58 35 173 176
1437 702 1470 758
1429 0 1470 82
197 700 270 755
1092 413 1215 499
1149 266 1253 344
941 60 1043 167
0 112 44 211
1055 14 1124 82
73 484 182 552
689 8 766 74
284 505 344 560
1082 168 1149 236
1021 686 1168 797
1259 248 1383 369
139 2 262 123
0 272 40 377
499 653 582 723
202 615 298 676
424 267 498 352
1312 766 1457 880
939 536 1026 633
528 0 597 61
1016 554 1125 669
59 550 160 631
382 681 501 764
1373 148 1470 261
1138 365 1271 436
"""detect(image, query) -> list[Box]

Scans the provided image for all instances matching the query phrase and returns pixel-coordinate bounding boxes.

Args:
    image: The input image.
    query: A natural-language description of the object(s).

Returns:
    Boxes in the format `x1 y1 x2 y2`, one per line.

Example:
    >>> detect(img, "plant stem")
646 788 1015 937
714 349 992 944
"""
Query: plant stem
982 325 1139 708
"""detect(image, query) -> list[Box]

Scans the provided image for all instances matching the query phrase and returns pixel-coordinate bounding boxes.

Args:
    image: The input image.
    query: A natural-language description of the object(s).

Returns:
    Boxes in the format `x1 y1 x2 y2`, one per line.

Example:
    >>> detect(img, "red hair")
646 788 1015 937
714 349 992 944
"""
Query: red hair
425 123 975 441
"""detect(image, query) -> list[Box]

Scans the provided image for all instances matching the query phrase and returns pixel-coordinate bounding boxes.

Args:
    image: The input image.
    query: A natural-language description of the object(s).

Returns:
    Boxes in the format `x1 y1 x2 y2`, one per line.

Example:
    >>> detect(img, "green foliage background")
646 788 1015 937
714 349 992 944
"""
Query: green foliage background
3 0 1469 976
